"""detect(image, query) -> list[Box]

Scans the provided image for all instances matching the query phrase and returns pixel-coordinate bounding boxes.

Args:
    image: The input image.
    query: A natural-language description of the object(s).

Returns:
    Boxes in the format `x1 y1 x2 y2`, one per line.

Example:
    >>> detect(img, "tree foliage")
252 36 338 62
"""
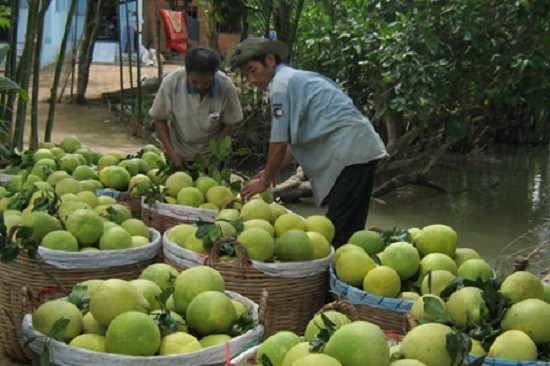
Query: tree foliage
294 0 549 150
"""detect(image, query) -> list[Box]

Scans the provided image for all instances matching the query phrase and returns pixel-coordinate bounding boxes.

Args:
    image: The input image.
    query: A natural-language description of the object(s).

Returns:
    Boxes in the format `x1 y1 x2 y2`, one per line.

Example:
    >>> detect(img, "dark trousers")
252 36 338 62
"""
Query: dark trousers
325 160 379 248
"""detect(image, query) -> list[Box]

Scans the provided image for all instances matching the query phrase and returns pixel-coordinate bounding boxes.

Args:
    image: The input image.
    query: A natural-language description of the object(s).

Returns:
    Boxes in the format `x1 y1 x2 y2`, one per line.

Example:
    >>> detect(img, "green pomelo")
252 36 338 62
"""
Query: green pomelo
205 185 234 210
500 271 544 304
99 227 132 250
418 253 458 279
73 165 98 181
173 266 225 314
76 191 100 208
176 186 204 207
243 218 275 237
544 285 550 303
324 321 390 366
97 196 116 206
121 218 150 239
139 263 179 291
216 220 237 237
59 135 81 153
33 300 83 341
453 247 480 267
183 234 208 254
269 202 287 222
54 177 82 196
98 166 113 187
185 291 236 336
97 154 119 171
363 265 401 298
257 331 302 366
275 229 314 262
118 159 139 176
281 342 311 366
232 299 248 318
469 339 486 356
398 292 421 301
199 203 219 210
65 208 104 246
391 360 427 366
82 311 107 335
128 174 150 193
500 298 550 344
69 334 108 353
335 251 376 288
106 311 161 356
457 258 494 281
147 168 167 185
348 230 384 255
199 334 232 348
194 176 218 195
414 224 457 257
89 279 149 327
142 144 162 155
215 208 240 222
142 151 163 170
332 244 364 265
41 230 78 252
381 242 420 280
293 354 342 366
165 172 194 197
400 323 457 366
166 225 197 247
21 211 62 242
237 227 275 261
129 279 163 310
411 294 446 322
420 270 456 296
304 310 351 341
106 166 131 191
58 154 81 173
487 330 537 361
33 148 56 163
75 148 94 165
446 287 489 329
58 201 90 223
131 236 149 247
106 203 132 224
159 332 202 355
304 215 335 243
45 170 70 186
307 231 331 259
240 199 272 222
274 213 306 237
150 310 187 337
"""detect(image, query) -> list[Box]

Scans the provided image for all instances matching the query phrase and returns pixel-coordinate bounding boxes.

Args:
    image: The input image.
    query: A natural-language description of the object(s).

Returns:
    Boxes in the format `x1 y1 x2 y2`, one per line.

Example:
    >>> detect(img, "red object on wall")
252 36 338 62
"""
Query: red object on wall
159 9 188 53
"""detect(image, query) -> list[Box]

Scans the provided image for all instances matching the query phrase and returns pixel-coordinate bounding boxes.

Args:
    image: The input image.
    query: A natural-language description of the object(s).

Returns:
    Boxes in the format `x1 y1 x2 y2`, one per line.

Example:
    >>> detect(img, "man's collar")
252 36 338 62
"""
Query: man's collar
186 75 216 97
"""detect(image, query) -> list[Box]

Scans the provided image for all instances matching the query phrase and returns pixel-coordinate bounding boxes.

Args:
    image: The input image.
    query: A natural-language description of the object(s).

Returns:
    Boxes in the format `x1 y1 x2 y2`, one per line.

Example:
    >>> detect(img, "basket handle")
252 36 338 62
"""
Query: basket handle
258 289 268 328
206 237 252 271
316 299 358 320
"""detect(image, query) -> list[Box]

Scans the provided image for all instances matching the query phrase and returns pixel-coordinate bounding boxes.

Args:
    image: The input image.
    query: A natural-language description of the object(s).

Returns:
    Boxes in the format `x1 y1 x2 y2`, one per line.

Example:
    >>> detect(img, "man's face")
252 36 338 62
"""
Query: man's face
187 71 214 95
242 55 276 90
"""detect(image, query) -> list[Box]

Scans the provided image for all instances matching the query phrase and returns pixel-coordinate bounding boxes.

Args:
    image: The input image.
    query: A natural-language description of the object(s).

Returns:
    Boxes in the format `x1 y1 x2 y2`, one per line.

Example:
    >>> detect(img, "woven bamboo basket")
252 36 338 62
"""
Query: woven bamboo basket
163 233 332 338
21 290 267 366
118 191 143 219
141 199 217 234
0 229 161 363
329 265 414 340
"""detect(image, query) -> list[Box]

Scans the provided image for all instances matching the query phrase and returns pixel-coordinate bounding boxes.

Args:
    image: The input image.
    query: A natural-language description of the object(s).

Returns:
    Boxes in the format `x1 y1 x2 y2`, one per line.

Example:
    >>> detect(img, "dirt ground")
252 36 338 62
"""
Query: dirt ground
0 62 182 366
31 62 180 154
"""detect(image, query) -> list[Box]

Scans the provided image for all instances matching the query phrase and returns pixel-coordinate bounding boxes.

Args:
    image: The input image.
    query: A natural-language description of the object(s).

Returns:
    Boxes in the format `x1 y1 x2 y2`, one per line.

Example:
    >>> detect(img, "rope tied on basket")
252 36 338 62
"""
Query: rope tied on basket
206 237 253 272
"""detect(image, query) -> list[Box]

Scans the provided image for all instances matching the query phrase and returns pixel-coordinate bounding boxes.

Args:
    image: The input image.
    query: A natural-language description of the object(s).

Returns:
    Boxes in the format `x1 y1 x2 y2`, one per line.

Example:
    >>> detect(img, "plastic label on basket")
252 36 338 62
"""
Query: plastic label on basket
95 189 122 200
329 266 414 313
21 291 264 366
36 229 161 269
142 199 216 222
163 230 334 278
465 354 549 366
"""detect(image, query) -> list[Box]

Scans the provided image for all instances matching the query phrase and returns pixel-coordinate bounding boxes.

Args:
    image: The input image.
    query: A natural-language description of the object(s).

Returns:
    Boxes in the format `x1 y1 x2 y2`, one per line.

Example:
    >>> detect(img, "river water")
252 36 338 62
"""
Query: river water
283 144 549 273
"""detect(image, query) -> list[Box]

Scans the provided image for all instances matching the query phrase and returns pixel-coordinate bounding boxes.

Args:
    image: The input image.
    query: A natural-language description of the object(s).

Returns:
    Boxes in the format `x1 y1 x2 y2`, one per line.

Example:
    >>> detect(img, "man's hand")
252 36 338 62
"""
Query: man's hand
166 150 187 170
241 176 270 201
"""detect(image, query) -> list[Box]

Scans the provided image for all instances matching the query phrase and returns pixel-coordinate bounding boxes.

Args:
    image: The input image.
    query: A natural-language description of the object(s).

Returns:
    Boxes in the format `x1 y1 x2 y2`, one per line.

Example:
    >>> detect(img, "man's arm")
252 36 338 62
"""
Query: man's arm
216 123 233 143
241 142 289 200
154 120 186 169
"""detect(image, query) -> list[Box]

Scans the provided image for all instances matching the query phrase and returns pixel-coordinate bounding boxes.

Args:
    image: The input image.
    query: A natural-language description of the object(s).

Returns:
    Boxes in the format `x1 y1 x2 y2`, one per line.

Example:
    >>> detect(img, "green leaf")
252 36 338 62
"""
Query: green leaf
260 354 274 366
50 318 70 341
422 296 453 324
157 288 174 309
40 346 50 366
68 284 91 312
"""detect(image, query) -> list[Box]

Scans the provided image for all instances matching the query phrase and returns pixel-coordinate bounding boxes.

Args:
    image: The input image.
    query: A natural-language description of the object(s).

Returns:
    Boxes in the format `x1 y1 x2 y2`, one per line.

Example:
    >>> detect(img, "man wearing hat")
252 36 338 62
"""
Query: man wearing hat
231 38 388 247
149 46 243 169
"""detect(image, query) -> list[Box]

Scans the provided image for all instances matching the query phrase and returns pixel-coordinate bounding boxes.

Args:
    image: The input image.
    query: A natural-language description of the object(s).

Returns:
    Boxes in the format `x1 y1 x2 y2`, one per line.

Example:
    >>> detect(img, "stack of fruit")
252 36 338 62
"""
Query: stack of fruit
21 264 264 365
162 197 335 337
330 223 499 339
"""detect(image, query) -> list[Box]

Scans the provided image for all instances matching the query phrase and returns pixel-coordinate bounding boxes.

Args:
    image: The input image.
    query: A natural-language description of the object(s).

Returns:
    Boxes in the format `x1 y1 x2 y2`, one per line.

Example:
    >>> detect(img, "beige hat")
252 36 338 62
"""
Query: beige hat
228 37 289 70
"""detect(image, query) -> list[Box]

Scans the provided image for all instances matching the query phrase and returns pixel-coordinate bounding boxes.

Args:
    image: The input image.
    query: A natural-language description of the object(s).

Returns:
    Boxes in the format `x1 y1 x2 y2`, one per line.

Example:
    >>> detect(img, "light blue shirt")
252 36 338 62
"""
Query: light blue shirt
269 65 389 206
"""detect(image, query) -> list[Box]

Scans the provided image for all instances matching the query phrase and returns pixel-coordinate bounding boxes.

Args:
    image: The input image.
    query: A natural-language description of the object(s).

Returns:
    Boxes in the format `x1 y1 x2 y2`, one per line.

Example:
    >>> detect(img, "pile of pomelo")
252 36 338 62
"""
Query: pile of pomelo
30 263 257 356
166 195 335 262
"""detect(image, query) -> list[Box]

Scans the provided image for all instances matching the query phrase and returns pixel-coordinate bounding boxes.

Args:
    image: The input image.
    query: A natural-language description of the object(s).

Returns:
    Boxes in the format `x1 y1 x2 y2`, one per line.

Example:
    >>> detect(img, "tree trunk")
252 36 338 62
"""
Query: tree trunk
30 0 52 149
1 0 20 145
13 0 39 149
75 0 108 104
45 0 77 142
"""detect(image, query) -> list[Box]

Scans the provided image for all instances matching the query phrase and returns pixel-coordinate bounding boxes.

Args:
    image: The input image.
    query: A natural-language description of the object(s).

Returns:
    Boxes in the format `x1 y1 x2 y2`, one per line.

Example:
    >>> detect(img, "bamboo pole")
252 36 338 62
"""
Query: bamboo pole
135 0 143 126
155 0 163 81
124 0 135 117
45 0 78 142
2 0 21 145
30 0 52 149
13 0 40 149
116 0 124 122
